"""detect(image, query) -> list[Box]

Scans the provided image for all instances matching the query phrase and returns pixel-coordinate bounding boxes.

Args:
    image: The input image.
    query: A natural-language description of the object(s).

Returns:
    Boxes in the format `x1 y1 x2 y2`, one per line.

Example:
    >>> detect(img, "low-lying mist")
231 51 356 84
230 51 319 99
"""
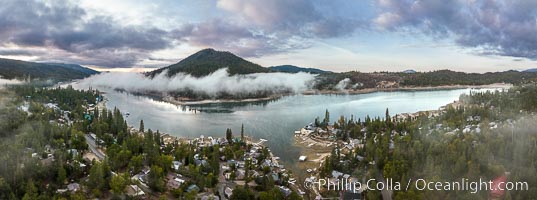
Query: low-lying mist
0 78 23 88
77 69 317 99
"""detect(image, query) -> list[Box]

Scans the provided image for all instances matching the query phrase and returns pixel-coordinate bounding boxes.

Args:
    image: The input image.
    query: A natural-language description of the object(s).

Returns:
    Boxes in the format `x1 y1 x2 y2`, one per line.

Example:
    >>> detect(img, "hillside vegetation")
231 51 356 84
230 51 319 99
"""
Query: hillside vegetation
314 70 537 90
268 65 330 74
0 58 98 81
147 48 269 78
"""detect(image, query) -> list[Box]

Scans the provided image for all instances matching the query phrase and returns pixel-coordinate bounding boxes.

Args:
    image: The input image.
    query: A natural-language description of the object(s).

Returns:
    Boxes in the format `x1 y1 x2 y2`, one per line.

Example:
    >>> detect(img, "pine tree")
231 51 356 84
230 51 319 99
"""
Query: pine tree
22 179 38 200
155 130 161 146
241 124 244 142
57 165 67 185
323 109 330 126
226 128 233 143
139 119 144 133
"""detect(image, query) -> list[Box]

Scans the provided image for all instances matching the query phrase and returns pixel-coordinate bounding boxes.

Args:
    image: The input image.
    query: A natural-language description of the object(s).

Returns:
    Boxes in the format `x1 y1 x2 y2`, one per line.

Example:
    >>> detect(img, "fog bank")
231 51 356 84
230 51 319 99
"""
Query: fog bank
0 78 23 87
77 69 316 97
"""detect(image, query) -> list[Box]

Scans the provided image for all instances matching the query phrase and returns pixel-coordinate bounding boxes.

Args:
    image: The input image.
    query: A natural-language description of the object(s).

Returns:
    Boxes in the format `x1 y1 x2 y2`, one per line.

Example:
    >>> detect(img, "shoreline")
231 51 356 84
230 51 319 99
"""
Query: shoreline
290 83 511 179
161 83 511 105
303 83 511 95
162 94 283 105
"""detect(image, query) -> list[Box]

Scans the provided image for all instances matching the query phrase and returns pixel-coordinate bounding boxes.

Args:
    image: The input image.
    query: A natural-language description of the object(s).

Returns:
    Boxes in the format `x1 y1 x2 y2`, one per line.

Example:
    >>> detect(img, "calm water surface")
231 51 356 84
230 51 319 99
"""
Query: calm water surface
72 85 495 164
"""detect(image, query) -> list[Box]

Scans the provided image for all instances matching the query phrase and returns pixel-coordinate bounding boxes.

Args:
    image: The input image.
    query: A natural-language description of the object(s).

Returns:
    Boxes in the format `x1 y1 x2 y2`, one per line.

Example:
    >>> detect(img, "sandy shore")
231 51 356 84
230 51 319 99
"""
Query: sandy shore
292 130 338 178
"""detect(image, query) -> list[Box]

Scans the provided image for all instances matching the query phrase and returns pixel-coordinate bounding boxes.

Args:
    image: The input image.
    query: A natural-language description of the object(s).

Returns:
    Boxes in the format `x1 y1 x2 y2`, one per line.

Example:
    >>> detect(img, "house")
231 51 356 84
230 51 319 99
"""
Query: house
236 161 245 168
271 173 280 183
278 186 292 197
251 171 260 178
67 149 78 157
138 174 148 184
305 176 316 184
187 184 200 193
44 103 59 110
236 169 246 180
227 160 237 167
127 185 145 197
142 167 151 175
67 183 80 192
56 183 81 194
350 139 361 148
200 193 220 200
260 159 272 168
56 189 68 194
298 156 307 162
225 187 233 198
195 159 209 167
356 155 365 162
89 133 97 140
332 170 344 178
172 161 182 170
218 138 228 145
167 177 185 190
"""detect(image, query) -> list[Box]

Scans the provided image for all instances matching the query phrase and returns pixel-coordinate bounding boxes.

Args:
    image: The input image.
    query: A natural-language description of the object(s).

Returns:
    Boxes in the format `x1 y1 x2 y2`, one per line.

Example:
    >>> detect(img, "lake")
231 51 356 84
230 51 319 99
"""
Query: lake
71 85 495 164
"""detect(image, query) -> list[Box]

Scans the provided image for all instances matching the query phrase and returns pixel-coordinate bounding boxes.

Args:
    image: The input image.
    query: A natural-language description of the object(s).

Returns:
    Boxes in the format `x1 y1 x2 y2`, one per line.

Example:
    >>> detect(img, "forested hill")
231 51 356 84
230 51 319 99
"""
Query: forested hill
43 63 99 76
400 70 537 86
0 58 99 81
314 70 537 90
147 48 269 78
268 65 331 74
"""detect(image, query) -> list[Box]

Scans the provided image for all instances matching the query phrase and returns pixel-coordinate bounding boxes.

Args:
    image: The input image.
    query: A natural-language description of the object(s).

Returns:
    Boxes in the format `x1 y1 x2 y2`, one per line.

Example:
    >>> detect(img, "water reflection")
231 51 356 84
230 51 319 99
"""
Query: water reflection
71 83 497 164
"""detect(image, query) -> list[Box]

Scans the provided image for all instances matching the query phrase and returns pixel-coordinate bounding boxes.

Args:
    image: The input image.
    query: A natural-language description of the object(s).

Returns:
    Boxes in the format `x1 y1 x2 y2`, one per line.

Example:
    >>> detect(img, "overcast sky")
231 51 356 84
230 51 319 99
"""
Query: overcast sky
0 0 536 72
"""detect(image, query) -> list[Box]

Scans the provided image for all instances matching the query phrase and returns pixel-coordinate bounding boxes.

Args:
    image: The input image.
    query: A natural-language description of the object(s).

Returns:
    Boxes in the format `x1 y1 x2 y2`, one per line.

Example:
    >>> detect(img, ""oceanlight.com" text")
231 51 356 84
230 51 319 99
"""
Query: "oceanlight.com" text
304 178 529 194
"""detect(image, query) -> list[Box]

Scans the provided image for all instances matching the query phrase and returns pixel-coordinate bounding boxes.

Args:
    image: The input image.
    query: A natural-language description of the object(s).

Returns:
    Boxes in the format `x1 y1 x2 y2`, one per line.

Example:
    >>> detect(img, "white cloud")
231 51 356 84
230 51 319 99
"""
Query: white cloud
77 69 316 97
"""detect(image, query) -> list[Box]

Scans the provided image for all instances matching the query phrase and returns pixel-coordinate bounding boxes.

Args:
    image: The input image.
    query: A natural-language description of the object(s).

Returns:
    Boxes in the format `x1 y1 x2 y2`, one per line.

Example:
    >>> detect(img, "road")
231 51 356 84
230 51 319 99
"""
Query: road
378 173 393 200
85 134 105 161
217 162 236 200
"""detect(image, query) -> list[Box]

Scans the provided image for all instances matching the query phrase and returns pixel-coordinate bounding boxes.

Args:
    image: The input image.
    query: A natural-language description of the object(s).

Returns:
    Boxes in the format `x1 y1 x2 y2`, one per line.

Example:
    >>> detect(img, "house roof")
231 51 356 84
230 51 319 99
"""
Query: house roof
187 184 200 193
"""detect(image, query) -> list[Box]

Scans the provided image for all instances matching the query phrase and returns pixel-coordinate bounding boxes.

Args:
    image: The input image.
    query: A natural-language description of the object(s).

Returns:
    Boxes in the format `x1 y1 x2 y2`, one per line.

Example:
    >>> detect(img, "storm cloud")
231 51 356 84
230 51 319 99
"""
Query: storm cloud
216 0 364 38
375 0 537 59
0 0 364 67
0 0 172 67
171 19 310 57
1 0 536 68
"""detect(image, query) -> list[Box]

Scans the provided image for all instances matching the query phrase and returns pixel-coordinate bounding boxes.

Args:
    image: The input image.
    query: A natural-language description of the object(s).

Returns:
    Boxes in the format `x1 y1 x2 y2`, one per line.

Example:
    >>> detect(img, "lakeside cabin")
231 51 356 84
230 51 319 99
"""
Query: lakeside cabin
299 156 307 162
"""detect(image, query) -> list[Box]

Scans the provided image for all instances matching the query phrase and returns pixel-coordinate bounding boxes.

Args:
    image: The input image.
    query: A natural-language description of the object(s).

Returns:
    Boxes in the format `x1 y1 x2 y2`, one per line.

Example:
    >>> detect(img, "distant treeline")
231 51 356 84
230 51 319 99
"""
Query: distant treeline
0 58 98 82
313 70 537 90
400 70 537 86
